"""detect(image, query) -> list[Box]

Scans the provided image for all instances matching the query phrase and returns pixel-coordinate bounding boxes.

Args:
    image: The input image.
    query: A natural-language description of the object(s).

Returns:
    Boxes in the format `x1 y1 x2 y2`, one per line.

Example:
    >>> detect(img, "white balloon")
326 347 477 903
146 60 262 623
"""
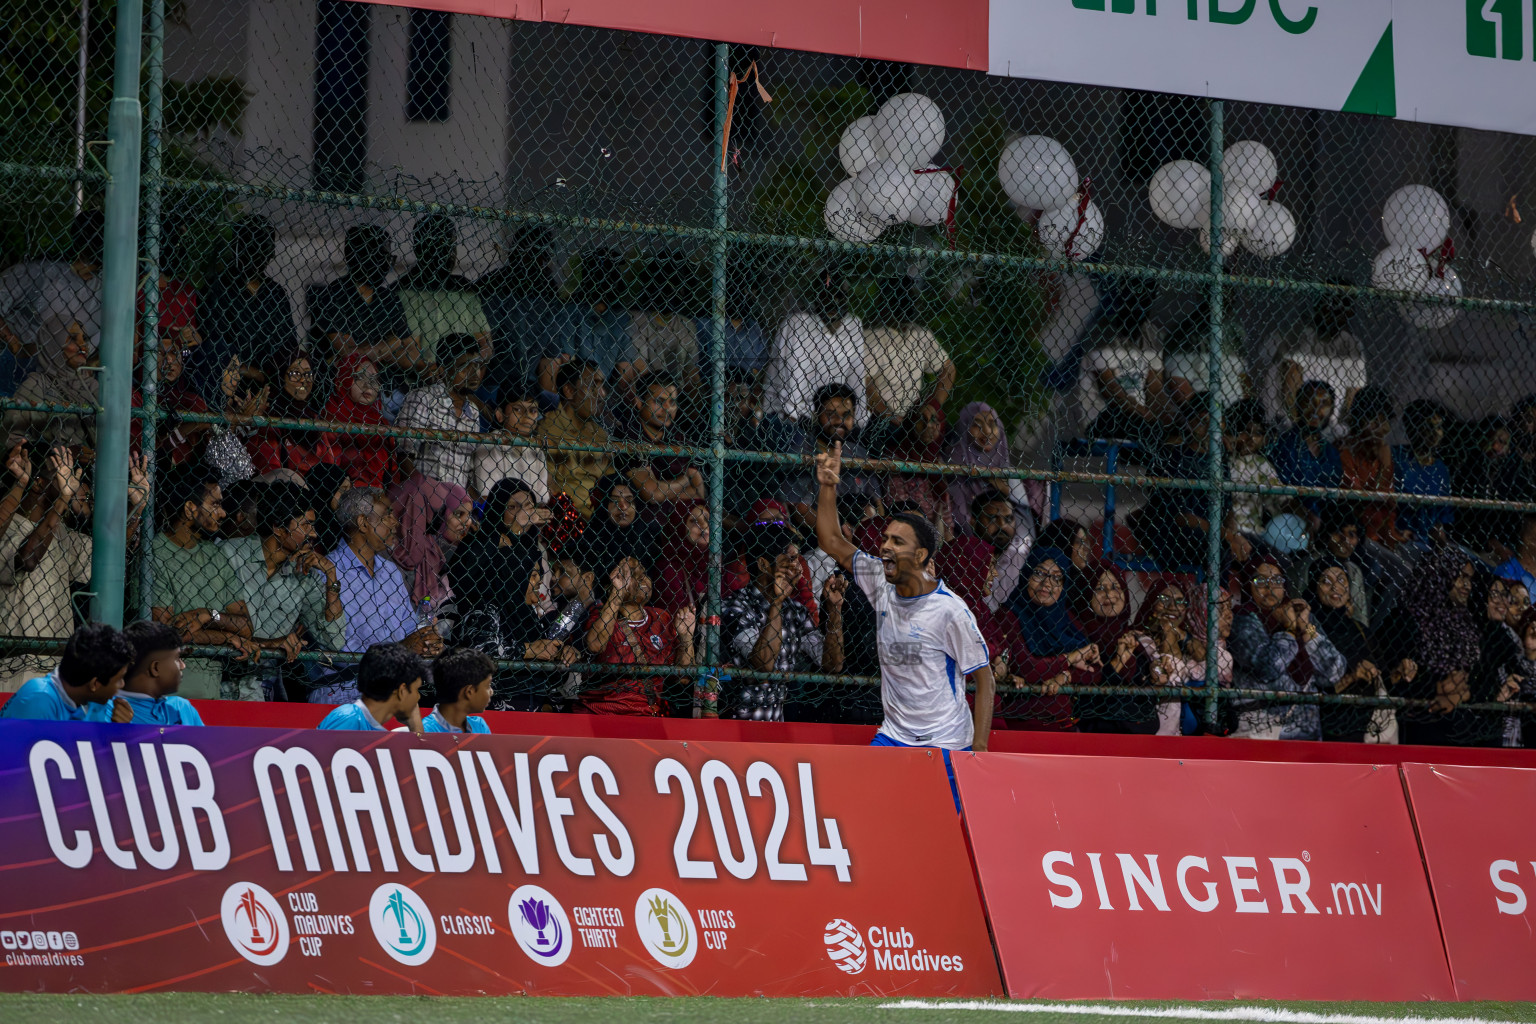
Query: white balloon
1382 184 1451 251
1148 160 1211 230
1222 140 1278 193
1038 196 1105 261
1405 266 1464 330
1243 201 1297 259
998 135 1078 212
873 93 945 169
838 116 879 177
1213 190 1264 236
855 161 919 227
824 178 884 242
1371 245 1431 293
908 166 956 227
1199 225 1242 259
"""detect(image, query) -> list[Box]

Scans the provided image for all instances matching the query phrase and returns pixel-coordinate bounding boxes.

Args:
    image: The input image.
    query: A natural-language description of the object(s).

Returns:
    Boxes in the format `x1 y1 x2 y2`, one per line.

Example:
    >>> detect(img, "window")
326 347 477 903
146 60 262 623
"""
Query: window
312 0 371 193
406 9 452 123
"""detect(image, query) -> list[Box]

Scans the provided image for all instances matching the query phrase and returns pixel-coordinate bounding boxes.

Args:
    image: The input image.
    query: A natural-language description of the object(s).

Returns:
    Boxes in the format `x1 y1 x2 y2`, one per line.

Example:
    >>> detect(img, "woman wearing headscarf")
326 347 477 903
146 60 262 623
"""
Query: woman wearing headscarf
884 400 954 542
1069 561 1157 733
5 317 97 448
389 471 475 619
999 546 1109 729
1308 554 1414 743
1399 549 1483 746
321 353 395 487
573 473 661 581
655 500 710 614
1462 572 1526 746
250 348 334 477
947 401 1045 540
135 335 213 469
1228 552 1345 740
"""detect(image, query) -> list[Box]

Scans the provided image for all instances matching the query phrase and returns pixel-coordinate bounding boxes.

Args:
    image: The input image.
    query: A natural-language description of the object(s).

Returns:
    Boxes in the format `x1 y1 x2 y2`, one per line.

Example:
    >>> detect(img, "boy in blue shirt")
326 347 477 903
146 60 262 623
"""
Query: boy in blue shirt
423 647 494 734
88 621 203 726
1 622 135 723
317 641 425 733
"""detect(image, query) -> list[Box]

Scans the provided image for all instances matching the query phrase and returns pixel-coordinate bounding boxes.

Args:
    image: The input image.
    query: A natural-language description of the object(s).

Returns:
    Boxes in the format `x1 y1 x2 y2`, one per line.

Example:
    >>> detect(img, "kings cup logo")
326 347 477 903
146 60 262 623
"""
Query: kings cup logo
368 884 436 966
508 884 573 967
220 882 289 966
824 918 867 974
635 887 696 968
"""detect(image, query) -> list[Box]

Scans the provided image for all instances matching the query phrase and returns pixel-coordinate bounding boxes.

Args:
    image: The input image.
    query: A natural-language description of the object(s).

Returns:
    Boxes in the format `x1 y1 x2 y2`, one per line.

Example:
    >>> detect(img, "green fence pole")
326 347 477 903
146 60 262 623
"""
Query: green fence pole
1203 99 1226 729
705 42 729 683
90 0 144 627
137 0 163 621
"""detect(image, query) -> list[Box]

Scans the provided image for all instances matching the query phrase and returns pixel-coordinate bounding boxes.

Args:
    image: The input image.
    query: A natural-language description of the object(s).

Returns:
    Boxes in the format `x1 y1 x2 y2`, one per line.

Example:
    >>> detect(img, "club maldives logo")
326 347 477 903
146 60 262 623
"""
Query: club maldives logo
634 887 696 969
368 884 436 966
823 918 867 974
220 882 289 966
507 884 573 967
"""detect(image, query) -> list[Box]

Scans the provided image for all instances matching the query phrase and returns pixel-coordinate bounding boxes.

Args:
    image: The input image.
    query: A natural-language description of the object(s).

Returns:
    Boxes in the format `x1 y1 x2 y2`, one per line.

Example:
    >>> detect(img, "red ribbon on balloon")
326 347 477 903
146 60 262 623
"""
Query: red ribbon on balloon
1418 236 1455 279
914 164 964 246
1062 177 1093 260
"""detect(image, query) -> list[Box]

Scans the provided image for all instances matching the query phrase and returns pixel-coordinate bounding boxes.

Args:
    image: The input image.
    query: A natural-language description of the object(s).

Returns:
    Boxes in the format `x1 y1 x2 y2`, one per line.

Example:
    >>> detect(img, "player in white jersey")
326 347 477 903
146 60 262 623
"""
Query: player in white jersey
814 441 995 751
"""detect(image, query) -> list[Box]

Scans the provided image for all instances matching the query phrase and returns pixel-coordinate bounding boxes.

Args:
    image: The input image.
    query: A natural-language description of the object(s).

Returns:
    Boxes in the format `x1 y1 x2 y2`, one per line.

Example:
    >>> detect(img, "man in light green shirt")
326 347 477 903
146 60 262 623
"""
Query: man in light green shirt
220 482 346 700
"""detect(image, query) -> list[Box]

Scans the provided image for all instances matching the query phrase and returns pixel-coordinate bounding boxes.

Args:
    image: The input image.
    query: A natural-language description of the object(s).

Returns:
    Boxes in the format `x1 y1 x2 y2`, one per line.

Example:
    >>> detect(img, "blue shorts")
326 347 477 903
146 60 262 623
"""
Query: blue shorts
870 733 969 812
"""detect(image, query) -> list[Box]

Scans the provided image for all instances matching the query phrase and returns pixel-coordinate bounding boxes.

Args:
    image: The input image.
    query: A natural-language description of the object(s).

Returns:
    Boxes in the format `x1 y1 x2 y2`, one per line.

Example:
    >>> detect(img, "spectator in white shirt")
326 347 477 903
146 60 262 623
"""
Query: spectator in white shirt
472 382 549 501
764 269 866 433
396 332 487 491
863 276 955 435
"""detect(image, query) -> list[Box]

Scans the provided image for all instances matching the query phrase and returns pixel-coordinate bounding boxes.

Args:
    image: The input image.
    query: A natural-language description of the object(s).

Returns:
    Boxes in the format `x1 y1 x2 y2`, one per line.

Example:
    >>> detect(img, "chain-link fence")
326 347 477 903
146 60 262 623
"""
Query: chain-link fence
2 1 1536 744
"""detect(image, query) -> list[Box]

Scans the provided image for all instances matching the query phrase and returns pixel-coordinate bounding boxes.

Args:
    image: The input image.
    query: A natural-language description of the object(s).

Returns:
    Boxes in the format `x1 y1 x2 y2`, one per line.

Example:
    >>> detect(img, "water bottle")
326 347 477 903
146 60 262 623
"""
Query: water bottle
416 597 436 631
545 599 587 642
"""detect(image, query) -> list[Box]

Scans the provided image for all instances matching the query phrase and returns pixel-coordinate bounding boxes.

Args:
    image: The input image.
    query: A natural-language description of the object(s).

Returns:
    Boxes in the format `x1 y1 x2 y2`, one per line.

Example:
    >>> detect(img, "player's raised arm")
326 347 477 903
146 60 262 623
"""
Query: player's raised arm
815 441 857 571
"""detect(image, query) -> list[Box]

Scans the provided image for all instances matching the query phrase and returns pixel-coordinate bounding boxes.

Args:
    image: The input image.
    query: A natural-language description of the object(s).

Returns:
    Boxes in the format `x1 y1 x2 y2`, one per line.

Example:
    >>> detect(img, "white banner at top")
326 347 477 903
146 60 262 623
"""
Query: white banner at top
1394 0 1536 136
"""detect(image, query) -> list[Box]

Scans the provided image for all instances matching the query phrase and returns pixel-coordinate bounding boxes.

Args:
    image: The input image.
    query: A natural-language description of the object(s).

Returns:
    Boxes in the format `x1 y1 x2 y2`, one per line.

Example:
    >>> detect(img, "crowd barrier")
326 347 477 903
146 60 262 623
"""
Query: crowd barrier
3 720 1536 1000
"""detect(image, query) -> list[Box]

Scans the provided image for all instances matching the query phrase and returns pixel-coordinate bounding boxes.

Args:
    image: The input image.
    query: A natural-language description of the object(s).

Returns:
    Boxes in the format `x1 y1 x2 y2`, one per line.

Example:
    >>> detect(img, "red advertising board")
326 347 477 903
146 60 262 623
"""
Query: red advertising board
0 722 1000 997
1401 762 1536 1000
953 753 1453 1001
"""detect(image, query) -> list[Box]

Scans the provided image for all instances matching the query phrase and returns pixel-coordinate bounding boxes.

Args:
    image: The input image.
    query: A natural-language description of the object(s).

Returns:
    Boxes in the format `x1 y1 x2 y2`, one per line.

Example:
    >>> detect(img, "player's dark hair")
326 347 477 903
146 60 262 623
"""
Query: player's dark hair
58 622 135 689
889 512 937 566
122 620 182 677
433 647 494 707
356 642 426 702
256 482 314 538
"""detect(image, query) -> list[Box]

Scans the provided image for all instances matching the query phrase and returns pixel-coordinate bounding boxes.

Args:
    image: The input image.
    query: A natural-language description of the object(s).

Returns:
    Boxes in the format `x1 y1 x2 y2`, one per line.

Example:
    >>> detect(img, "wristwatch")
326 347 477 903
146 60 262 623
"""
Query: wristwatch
208 609 221 626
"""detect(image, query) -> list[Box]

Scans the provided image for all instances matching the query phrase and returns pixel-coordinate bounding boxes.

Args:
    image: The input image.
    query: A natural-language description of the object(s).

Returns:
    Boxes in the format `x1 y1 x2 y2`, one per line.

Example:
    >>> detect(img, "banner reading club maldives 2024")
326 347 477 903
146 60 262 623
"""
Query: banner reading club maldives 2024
0 722 1001 997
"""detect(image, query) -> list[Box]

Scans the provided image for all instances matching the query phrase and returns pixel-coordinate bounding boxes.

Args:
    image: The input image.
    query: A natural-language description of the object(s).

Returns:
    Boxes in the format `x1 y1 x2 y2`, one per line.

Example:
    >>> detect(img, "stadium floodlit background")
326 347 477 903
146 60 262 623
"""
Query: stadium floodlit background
3 0 1536 742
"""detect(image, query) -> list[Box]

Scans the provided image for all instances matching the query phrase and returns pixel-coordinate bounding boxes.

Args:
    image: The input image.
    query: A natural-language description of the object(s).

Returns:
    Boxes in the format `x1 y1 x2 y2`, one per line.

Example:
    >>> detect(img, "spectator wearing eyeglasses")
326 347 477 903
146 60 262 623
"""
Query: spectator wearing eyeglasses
472 382 548 501
249 349 336 478
396 332 488 491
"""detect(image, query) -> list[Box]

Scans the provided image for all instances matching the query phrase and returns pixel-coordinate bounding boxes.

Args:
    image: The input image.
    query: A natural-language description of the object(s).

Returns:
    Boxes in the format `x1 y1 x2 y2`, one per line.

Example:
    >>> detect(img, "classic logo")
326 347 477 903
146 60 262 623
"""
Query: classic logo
1468 0 1525 60
220 882 289 966
823 918 867 975
368 884 436 966
634 887 696 968
508 884 573 967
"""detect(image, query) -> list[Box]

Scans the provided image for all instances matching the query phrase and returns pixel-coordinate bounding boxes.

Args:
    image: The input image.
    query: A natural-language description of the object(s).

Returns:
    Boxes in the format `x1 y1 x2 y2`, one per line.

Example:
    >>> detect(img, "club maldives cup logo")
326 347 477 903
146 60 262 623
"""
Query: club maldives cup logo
368 884 436 966
220 882 290 966
634 887 696 968
824 918 867 974
507 884 573 967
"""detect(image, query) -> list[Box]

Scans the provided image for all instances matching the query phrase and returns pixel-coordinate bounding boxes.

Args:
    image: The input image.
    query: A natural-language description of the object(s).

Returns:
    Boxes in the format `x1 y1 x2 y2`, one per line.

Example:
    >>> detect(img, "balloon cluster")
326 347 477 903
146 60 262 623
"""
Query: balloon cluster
997 135 1104 261
824 94 956 243
1370 185 1462 329
1148 141 1296 259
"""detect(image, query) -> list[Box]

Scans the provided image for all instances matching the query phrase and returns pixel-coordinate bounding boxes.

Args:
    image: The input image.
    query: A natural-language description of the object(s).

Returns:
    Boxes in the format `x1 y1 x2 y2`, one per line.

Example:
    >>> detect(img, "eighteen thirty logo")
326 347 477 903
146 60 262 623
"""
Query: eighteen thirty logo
1468 0 1527 60
823 918 867 974
508 884 573 967
220 882 289 966
368 884 436 966
634 887 696 969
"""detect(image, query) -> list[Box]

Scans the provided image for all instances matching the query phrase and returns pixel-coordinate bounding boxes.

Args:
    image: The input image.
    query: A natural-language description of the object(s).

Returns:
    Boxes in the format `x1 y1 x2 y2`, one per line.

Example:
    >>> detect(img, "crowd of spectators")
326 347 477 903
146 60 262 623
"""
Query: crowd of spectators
0 210 1534 746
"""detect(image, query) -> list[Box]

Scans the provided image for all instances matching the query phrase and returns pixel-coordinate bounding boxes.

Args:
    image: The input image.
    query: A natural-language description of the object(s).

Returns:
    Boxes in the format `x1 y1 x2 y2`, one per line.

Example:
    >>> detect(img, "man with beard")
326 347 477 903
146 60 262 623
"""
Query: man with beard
307 223 426 380
150 464 257 698
782 383 882 533
968 491 1034 611
614 371 704 513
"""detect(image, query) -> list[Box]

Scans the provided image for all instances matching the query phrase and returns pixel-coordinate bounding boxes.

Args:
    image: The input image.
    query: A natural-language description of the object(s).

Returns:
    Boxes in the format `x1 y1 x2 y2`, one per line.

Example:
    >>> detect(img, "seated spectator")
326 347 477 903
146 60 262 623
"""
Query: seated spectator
1306 556 1414 743
397 332 486 491
720 523 845 721
473 383 548 501
614 371 705 512
479 224 583 403
538 358 611 520
1495 513 1536 607
140 212 201 354
1075 299 1164 447
782 384 881 530
1465 573 1525 747
307 223 424 378
1338 385 1409 548
0 209 102 398
305 462 353 556
655 501 709 614
317 642 425 733
764 269 866 437
629 256 704 409
142 336 213 470
329 486 441 660
389 472 474 614
190 214 295 404
320 354 395 487
1036 518 1093 599
722 369 778 518
1267 380 1343 514
580 554 696 716
863 277 955 448
1133 397 1247 572
949 401 1045 541
725 499 819 623
884 400 954 542
699 262 769 378
1228 553 1345 740
0 621 133 722
1393 400 1455 548
1399 550 1481 746
1161 302 1247 412
995 546 1099 730
1287 503 1372 627
572 250 640 401
1263 287 1365 435
1071 561 1158 734
1223 398 1285 538
151 463 257 698
1453 416 1515 557
966 492 1032 612
424 647 495 733
1133 578 1234 736
222 482 347 699
220 478 261 540
249 349 335 477
396 214 490 367
206 354 264 486
573 474 660 578
87 620 203 726
1507 610 1536 747
5 304 96 450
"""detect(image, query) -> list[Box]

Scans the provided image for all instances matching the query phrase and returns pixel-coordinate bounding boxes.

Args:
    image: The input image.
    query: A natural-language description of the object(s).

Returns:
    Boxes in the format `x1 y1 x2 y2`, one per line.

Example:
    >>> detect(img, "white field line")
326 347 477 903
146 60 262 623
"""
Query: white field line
877 1002 1524 1024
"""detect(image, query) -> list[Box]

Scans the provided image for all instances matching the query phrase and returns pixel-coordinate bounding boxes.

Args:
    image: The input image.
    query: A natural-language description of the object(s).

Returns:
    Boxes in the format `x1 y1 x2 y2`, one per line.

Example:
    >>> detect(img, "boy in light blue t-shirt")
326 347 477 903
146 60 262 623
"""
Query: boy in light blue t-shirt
318 642 425 733
423 647 494 734
2 622 135 723
87 620 203 726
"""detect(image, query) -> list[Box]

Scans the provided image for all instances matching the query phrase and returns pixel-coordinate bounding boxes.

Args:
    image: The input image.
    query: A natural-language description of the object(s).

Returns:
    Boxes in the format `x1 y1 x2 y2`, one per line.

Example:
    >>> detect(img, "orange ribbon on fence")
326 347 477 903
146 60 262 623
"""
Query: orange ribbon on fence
720 61 773 174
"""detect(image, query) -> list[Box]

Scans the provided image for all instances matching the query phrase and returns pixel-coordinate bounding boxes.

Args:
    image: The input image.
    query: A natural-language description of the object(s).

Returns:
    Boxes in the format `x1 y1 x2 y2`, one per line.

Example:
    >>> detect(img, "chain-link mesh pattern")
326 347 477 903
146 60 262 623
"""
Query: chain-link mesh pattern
2 4 1535 744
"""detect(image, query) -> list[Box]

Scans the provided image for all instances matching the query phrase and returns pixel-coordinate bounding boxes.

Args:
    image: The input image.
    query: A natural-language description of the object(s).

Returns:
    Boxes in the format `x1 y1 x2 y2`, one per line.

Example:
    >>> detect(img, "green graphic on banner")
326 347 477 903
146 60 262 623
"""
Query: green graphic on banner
1343 22 1397 116
1467 0 1524 60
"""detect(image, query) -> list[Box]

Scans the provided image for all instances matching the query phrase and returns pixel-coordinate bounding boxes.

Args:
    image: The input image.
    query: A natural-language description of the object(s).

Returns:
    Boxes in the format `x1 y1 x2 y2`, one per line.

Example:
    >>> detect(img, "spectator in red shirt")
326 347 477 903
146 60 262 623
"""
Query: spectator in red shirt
135 336 213 469
249 348 336 477
580 554 696 715
321 354 395 487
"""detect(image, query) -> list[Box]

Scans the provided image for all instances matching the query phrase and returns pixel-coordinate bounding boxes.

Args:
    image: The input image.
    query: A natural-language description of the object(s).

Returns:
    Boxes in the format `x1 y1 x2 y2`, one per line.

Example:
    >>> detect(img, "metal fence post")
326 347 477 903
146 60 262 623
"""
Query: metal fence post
136 0 164 621
705 42 729 676
89 0 144 627
1203 98 1226 729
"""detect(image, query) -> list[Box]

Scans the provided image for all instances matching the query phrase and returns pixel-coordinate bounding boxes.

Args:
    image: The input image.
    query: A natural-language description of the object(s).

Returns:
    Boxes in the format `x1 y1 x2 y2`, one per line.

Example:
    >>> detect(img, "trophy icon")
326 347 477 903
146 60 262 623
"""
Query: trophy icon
520 898 553 947
648 895 675 950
